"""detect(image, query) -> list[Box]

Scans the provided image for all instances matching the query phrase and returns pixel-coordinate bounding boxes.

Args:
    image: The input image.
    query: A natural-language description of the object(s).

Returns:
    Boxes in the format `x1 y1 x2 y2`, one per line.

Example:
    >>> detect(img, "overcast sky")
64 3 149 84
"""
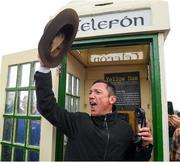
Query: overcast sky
164 0 180 111
0 0 180 111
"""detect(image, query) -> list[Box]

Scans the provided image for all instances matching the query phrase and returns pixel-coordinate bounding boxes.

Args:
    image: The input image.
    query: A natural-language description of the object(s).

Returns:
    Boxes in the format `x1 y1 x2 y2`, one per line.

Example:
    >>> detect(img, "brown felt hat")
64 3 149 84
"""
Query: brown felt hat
38 8 79 68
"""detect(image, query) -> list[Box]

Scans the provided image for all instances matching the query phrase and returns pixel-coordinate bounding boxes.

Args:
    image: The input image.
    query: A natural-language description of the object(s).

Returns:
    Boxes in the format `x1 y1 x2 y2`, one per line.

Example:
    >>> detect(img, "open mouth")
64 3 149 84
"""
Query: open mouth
89 101 97 108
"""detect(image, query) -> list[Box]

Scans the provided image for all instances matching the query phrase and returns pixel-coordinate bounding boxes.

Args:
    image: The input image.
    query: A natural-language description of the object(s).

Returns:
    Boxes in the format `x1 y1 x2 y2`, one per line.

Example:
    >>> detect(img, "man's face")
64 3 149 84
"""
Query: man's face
89 82 116 116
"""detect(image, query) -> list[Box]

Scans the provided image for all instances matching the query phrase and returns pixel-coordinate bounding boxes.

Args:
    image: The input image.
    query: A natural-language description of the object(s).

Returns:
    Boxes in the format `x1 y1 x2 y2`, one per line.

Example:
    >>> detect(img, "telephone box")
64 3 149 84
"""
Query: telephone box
55 0 170 161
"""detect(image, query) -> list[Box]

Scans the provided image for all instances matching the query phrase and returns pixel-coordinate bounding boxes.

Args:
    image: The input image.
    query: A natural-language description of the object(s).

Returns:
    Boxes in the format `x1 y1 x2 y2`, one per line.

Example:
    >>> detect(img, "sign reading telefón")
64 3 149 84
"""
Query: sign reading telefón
79 9 151 33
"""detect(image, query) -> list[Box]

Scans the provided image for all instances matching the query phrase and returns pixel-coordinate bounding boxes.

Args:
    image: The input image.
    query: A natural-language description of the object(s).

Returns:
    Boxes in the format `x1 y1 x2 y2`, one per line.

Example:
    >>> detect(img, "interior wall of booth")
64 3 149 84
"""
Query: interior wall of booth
67 50 153 128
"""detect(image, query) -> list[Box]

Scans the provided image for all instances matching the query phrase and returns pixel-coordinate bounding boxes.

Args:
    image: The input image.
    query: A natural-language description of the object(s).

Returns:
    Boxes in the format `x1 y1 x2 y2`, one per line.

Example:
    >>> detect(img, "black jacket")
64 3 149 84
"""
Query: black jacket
35 71 152 161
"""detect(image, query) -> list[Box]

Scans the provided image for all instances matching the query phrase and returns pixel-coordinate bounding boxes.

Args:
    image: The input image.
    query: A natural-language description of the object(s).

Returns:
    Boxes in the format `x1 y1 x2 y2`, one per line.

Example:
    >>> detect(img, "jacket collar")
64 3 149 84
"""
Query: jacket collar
91 112 117 128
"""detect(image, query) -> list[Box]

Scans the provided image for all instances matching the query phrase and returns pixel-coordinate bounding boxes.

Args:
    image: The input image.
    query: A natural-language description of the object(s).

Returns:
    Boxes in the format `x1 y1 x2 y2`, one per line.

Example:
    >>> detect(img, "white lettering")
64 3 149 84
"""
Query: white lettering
90 52 144 63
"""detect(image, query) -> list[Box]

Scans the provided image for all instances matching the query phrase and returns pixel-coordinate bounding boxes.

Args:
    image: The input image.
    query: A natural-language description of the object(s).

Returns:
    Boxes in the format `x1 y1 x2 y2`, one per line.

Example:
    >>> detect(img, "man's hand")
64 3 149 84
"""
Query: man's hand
37 53 60 75
138 120 153 146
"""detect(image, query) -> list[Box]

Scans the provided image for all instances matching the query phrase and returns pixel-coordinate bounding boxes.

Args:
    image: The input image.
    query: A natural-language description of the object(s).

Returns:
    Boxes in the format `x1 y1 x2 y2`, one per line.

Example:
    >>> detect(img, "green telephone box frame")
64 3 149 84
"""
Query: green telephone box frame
56 34 163 161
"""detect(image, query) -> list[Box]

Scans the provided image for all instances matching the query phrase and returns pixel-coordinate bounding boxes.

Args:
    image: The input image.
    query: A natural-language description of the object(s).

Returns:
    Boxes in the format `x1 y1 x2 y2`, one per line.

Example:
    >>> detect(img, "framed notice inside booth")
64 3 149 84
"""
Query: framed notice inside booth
104 72 141 133
104 71 141 110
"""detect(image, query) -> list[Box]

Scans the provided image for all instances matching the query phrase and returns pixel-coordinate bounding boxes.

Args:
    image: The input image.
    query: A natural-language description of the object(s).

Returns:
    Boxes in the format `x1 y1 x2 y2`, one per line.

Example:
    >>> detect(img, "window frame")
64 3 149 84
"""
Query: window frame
1 61 41 161
65 73 80 112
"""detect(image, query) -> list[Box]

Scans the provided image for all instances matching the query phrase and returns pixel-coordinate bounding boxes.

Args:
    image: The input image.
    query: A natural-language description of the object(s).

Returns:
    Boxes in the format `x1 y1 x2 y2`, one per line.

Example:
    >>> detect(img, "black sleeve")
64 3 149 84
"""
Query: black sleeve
34 71 79 139
126 142 153 161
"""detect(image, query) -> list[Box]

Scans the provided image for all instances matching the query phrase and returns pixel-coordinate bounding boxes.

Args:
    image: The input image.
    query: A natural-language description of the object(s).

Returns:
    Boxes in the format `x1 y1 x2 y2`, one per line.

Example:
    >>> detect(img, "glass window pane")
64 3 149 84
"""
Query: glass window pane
77 78 80 96
17 91 28 115
66 73 69 93
74 98 80 112
28 150 39 161
72 97 75 112
5 91 16 114
30 90 40 115
19 63 31 87
66 95 72 111
66 73 72 94
72 76 77 96
3 118 13 141
66 96 80 112
72 76 74 94
1 145 12 161
71 97 74 112
29 120 41 146
15 119 26 144
13 147 25 161
77 99 80 112
7 66 17 88
65 95 69 110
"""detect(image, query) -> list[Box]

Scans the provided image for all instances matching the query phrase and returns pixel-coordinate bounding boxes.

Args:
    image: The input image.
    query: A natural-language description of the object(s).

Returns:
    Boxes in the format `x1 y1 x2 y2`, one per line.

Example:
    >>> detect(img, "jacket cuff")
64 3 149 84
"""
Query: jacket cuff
38 66 50 73
136 144 153 152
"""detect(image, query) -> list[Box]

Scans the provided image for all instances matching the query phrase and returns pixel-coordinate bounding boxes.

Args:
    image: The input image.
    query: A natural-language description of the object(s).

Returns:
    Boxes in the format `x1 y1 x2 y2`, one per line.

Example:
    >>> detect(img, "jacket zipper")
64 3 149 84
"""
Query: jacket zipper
103 115 110 160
